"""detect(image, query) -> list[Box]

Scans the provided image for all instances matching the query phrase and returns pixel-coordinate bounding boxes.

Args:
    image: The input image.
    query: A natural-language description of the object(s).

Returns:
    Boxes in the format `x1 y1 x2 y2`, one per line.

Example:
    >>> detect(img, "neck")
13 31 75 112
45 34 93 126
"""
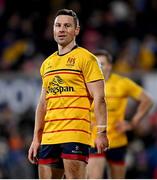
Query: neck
58 41 76 55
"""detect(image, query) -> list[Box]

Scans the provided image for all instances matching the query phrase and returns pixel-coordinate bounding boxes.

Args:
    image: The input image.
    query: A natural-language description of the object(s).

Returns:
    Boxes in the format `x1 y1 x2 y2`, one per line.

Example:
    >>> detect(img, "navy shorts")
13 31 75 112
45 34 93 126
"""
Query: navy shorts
37 142 89 168
89 146 127 165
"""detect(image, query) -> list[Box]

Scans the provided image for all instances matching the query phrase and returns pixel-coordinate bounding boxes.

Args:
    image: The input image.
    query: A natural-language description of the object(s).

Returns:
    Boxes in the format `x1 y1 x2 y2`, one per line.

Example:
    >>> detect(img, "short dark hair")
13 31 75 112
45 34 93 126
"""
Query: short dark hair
94 49 113 64
55 9 79 27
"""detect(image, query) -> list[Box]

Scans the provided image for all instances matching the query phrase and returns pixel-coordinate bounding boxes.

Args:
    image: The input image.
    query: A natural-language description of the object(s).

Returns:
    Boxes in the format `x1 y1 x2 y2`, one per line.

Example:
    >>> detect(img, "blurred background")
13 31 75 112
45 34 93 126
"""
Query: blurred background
0 0 157 178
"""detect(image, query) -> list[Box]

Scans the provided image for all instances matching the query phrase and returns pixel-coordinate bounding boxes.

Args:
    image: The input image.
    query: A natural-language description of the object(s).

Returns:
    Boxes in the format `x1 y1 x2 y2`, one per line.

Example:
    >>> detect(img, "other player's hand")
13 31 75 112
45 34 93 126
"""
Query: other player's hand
115 120 133 133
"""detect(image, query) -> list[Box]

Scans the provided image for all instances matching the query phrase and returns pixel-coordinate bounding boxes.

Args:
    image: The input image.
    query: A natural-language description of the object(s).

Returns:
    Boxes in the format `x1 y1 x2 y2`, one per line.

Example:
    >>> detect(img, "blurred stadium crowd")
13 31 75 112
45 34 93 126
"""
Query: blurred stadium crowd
0 0 157 178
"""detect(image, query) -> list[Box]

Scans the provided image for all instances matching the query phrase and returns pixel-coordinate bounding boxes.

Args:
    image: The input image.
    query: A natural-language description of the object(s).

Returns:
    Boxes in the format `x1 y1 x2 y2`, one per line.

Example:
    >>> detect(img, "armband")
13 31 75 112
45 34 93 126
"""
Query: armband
96 125 107 128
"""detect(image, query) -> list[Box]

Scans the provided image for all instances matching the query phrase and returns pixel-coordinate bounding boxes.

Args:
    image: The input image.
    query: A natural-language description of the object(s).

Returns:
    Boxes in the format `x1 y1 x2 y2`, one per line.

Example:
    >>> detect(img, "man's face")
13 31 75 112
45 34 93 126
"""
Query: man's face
97 55 112 76
53 15 79 47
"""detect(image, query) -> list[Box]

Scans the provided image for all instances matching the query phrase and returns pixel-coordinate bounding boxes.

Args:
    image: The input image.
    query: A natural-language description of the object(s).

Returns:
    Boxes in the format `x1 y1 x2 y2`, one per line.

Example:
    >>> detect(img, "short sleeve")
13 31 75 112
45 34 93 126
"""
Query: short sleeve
124 78 143 99
81 54 104 83
40 62 44 77
40 62 46 88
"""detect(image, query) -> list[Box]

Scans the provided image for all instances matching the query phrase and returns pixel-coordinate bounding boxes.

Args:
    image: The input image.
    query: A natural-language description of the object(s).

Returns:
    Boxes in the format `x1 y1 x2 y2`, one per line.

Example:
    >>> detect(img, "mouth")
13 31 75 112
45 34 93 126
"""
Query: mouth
57 35 67 41
58 35 66 38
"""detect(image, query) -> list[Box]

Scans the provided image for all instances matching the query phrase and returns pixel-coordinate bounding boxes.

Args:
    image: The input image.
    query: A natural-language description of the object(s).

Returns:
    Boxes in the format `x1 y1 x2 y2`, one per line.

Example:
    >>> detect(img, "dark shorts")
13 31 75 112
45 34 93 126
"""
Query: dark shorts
37 142 89 168
89 146 127 165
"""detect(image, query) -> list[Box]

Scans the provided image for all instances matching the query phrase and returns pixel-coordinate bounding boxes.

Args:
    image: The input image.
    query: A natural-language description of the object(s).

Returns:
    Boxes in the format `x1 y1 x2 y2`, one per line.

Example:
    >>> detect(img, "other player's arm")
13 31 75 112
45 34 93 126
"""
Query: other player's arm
28 87 46 164
130 90 153 128
86 80 108 153
116 90 153 132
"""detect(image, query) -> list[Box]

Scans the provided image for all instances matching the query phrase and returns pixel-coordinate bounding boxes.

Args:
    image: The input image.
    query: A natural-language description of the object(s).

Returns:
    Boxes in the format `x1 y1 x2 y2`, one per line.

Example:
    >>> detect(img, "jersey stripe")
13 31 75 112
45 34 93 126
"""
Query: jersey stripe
44 71 83 78
47 106 90 111
44 69 82 75
43 129 91 135
46 95 90 100
45 118 90 123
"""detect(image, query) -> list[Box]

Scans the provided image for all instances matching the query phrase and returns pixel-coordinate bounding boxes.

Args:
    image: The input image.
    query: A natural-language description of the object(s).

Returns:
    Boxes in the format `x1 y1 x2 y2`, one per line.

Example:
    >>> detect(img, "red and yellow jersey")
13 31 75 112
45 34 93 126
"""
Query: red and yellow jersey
91 73 143 148
40 46 104 145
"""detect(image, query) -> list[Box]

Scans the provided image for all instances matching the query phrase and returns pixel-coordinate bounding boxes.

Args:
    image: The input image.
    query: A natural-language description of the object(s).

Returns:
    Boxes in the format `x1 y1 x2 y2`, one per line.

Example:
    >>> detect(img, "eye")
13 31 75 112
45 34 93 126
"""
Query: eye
65 24 72 28
55 23 61 27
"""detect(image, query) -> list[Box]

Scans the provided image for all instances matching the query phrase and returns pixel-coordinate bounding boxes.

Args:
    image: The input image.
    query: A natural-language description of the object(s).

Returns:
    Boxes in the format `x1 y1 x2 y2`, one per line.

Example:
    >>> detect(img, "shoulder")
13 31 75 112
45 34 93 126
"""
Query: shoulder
40 51 57 76
112 73 130 81
111 73 134 86
111 73 125 81
42 51 57 66
76 47 97 61
114 74 141 89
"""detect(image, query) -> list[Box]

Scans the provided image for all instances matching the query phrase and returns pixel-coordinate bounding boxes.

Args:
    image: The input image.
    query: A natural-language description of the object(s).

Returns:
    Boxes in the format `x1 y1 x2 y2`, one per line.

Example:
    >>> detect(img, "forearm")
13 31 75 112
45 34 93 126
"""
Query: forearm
94 97 107 131
131 97 153 126
33 100 46 142
86 80 107 131
94 97 108 152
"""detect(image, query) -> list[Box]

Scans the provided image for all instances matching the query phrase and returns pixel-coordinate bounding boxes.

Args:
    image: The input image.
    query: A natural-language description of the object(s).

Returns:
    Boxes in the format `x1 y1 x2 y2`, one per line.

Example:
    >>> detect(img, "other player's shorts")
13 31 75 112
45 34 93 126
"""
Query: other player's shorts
89 146 127 165
37 142 89 168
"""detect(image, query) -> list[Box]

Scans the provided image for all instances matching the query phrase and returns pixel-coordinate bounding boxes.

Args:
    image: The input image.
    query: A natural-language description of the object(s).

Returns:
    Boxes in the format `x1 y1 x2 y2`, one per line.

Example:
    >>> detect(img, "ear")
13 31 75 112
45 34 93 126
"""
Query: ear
75 26 80 36
109 64 112 71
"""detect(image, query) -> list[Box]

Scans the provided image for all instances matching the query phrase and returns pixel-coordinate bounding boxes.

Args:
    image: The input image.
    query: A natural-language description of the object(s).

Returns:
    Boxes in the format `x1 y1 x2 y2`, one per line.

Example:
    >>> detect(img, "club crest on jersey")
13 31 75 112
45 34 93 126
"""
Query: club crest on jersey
66 57 76 66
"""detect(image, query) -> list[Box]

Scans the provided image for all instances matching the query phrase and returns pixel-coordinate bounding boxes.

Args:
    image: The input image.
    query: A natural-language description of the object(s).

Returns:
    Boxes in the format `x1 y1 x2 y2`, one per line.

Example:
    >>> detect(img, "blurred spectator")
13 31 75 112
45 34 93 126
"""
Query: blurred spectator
137 35 157 71
0 0 5 17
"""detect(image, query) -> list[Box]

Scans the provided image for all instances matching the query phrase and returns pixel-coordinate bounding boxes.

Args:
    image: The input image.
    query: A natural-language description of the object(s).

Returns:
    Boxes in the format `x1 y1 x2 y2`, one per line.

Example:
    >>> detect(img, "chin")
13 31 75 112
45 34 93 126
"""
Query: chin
58 42 68 47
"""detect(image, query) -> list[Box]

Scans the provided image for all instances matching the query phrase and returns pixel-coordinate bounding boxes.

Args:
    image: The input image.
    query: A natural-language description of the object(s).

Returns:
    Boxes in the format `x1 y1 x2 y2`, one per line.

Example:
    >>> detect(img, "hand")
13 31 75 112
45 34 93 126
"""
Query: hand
28 141 40 164
94 133 109 154
115 120 133 133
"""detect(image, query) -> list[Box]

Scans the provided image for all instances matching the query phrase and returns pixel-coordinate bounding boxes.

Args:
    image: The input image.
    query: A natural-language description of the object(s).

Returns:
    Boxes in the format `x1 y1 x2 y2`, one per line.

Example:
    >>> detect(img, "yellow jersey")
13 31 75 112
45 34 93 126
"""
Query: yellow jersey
91 73 143 148
40 46 104 145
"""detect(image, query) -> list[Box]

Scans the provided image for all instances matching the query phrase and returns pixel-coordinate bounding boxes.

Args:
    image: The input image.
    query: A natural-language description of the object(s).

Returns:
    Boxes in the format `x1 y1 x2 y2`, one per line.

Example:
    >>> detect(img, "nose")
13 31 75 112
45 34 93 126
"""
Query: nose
59 25 66 32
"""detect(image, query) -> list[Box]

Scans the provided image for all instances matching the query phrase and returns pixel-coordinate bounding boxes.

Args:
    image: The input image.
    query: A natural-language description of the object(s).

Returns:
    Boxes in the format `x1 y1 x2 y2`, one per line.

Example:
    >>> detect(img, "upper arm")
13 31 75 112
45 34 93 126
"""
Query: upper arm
86 80 105 100
138 90 153 105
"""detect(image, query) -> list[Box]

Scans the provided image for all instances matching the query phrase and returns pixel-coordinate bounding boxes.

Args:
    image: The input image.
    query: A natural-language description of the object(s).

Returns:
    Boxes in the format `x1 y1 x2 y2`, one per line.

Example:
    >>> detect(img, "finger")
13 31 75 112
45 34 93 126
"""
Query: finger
32 148 39 163
28 152 34 164
104 147 109 151
28 149 36 164
96 144 101 154
97 144 104 154
33 156 38 164
33 148 37 158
